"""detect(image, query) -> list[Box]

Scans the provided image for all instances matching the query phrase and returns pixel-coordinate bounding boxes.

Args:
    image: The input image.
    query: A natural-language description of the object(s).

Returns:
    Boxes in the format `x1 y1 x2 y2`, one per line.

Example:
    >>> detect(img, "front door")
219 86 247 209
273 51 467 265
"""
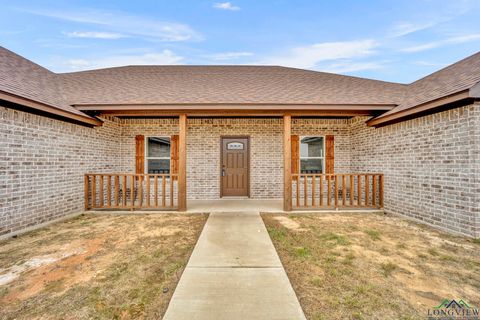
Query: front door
221 137 249 197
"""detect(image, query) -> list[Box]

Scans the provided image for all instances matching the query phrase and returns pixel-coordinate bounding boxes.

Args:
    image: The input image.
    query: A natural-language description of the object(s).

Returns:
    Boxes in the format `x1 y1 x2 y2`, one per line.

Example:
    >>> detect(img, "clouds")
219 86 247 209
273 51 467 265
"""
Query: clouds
213 2 240 11
388 22 438 38
63 31 126 39
22 8 202 42
259 40 378 69
59 50 184 72
7 0 480 81
402 33 480 52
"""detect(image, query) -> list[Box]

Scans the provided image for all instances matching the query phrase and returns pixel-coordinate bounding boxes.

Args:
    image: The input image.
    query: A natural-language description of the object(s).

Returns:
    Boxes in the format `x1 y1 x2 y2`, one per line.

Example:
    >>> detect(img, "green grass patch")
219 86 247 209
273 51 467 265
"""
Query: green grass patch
318 232 350 246
364 229 381 241
268 227 287 242
294 246 311 259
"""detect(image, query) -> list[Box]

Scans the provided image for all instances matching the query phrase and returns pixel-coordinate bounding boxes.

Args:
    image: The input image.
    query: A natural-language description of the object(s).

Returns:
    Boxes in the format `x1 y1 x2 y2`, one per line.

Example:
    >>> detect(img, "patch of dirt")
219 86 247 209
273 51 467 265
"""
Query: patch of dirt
0 213 208 319
2 237 105 302
262 212 480 320
0 245 87 286
272 216 307 231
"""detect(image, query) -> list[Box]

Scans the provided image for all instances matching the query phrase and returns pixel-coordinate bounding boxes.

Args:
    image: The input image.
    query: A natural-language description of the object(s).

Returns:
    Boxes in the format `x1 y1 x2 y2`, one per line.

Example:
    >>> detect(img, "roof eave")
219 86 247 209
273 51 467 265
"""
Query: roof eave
366 90 473 127
72 103 396 117
0 90 103 126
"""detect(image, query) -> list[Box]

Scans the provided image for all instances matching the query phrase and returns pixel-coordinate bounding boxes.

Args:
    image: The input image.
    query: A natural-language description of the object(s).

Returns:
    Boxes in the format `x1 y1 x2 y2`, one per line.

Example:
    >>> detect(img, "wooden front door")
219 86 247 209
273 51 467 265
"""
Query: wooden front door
221 137 249 197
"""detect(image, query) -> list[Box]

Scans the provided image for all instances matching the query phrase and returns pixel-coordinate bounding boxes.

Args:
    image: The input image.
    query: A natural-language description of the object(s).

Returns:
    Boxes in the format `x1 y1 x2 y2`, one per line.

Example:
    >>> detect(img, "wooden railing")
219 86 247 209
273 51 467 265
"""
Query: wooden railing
84 174 178 210
292 173 384 209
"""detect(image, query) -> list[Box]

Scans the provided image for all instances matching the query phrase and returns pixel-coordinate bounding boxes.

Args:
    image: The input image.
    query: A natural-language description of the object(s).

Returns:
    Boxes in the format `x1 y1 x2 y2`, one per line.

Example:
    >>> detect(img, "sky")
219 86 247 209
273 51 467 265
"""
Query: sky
1 0 480 83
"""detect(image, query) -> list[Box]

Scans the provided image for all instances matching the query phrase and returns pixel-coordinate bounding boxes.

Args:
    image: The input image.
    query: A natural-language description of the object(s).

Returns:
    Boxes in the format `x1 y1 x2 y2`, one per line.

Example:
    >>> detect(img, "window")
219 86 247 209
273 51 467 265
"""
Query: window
300 136 324 174
146 137 171 174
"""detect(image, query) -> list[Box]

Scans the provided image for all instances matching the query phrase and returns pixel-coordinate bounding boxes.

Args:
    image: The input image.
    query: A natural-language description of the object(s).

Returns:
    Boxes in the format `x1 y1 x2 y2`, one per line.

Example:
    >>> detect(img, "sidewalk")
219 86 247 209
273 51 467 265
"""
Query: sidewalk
163 211 306 320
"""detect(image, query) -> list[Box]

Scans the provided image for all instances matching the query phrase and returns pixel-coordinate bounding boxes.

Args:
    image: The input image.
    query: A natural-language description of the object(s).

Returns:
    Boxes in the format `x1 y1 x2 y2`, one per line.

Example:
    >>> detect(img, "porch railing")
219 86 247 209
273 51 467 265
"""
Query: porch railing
84 174 178 210
292 173 384 209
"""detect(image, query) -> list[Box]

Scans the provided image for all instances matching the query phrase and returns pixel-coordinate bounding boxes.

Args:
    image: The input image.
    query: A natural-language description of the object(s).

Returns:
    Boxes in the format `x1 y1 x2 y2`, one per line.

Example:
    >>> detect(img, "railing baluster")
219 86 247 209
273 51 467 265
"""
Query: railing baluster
372 175 377 207
91 175 96 208
130 175 135 208
162 175 166 207
146 175 150 207
114 176 119 207
99 175 104 207
312 176 316 207
170 175 174 207
296 175 300 207
84 175 89 210
304 175 308 207
138 175 143 208
327 175 331 206
106 175 111 207
154 175 159 207
379 174 384 208
342 174 346 206
365 175 369 206
319 175 323 206
357 174 361 206
122 175 126 207
334 175 338 207
350 174 354 206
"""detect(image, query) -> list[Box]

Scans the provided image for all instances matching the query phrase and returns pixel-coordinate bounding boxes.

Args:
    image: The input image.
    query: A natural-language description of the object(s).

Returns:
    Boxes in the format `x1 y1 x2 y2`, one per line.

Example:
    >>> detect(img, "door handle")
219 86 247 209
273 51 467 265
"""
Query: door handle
222 169 226 177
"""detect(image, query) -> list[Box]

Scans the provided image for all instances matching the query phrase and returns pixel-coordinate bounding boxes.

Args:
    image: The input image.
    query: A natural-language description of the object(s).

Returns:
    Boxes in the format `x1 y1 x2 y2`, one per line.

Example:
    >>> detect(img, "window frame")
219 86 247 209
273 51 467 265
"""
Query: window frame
144 136 171 174
299 135 326 174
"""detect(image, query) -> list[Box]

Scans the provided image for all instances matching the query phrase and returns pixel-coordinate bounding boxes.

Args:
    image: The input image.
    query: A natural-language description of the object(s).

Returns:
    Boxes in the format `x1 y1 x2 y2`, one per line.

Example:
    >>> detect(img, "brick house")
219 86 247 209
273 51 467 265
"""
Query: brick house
1 46 479 238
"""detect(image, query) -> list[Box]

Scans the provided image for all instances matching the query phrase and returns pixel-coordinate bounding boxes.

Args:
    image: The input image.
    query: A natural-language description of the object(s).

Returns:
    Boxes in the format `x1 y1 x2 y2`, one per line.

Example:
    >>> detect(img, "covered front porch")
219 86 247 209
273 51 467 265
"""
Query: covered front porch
82 112 385 213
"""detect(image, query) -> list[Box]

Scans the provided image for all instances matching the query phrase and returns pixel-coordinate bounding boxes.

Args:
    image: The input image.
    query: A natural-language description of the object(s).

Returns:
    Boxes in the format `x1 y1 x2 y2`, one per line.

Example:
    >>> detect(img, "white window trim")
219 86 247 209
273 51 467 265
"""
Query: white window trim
145 136 171 174
299 135 325 174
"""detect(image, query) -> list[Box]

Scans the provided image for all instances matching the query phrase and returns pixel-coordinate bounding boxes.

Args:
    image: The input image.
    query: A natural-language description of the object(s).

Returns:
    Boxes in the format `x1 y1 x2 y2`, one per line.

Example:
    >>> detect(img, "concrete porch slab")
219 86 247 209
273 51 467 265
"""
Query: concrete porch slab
187 199 283 213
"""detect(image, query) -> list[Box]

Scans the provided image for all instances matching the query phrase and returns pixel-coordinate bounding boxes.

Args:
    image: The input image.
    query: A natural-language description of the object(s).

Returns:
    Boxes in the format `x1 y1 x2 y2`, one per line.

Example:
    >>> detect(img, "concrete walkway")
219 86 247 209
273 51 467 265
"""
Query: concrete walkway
163 212 306 320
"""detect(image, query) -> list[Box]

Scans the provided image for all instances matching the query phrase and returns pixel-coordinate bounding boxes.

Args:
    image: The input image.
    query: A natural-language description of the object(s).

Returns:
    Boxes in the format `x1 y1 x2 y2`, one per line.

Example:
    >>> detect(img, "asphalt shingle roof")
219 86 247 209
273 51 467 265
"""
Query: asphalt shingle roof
0 47 88 117
1 45 479 125
58 65 406 106
377 51 480 119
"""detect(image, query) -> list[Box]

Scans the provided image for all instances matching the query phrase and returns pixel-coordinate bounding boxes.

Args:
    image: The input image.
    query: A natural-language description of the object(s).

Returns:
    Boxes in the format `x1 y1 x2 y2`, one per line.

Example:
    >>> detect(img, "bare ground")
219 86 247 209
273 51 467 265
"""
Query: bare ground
0 213 208 320
262 213 480 320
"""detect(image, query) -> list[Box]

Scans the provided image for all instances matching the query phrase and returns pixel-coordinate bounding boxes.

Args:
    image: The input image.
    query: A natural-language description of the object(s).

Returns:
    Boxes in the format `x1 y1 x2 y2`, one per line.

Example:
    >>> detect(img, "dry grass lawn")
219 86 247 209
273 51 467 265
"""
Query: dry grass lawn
0 213 207 319
262 213 480 320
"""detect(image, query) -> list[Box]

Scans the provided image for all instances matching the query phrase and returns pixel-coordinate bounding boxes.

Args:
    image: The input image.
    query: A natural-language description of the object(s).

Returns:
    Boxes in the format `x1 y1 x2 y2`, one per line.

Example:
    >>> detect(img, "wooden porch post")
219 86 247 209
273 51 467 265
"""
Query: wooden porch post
283 114 292 211
178 114 187 211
